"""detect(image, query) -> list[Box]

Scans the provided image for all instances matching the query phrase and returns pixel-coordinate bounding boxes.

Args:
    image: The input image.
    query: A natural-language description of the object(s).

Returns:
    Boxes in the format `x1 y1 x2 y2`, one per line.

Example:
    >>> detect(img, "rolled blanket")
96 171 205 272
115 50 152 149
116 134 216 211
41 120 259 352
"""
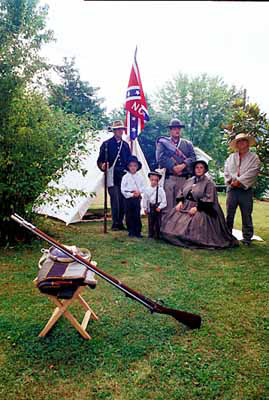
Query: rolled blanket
36 246 97 298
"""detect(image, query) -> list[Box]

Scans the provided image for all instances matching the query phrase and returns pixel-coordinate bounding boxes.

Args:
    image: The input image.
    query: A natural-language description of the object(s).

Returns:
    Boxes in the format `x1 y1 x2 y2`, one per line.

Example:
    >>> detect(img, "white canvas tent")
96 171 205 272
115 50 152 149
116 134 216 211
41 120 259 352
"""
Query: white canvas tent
34 131 150 224
34 131 212 225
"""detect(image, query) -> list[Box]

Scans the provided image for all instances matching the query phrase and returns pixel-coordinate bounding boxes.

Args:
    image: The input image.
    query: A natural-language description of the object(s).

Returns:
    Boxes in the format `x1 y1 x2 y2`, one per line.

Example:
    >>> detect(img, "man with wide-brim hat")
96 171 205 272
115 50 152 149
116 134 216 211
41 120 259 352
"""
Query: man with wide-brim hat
155 118 196 215
229 133 257 150
110 120 127 131
168 119 186 129
97 120 131 231
224 132 260 246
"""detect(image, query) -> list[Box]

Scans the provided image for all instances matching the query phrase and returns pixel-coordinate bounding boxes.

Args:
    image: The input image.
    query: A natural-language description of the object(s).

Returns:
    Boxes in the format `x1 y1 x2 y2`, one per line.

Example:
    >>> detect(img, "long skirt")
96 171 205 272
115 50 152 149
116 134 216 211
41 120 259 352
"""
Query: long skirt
161 200 238 249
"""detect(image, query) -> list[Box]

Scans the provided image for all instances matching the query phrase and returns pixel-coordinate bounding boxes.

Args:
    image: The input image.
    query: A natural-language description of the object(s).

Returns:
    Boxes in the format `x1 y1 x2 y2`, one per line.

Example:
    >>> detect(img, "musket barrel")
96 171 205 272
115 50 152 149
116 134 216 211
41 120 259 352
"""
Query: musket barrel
11 214 202 329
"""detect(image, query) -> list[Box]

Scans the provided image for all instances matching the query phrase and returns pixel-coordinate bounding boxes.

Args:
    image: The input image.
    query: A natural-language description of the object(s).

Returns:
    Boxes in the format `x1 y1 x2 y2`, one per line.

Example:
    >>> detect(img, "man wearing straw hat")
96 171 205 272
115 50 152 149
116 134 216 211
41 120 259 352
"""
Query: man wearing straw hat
97 120 131 231
224 133 260 246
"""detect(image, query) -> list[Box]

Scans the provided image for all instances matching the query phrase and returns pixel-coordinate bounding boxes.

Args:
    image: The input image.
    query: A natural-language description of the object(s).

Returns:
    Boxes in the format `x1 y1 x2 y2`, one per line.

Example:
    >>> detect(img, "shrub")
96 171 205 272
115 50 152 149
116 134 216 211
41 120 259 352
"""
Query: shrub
0 89 93 245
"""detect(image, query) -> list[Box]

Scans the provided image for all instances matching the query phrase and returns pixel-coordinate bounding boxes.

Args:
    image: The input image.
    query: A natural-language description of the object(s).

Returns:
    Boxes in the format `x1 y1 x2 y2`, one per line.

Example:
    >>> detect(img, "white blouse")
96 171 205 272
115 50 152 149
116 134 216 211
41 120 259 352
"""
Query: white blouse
224 151 260 190
142 186 167 211
121 171 146 199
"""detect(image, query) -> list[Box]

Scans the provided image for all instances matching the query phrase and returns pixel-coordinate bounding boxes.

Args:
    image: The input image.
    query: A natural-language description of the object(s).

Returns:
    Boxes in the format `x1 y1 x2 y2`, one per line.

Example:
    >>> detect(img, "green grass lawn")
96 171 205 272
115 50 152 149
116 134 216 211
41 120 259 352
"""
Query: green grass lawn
0 195 268 400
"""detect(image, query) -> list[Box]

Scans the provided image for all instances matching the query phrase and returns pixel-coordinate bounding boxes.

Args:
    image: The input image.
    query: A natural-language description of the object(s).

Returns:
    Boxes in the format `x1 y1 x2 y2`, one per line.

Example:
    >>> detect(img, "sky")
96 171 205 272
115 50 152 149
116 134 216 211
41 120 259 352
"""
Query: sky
40 1 269 114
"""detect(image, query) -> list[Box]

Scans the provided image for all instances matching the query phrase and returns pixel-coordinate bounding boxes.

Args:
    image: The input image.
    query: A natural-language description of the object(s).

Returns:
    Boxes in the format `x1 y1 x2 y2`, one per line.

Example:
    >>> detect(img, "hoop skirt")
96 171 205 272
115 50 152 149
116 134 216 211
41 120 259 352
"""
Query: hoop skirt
161 176 238 249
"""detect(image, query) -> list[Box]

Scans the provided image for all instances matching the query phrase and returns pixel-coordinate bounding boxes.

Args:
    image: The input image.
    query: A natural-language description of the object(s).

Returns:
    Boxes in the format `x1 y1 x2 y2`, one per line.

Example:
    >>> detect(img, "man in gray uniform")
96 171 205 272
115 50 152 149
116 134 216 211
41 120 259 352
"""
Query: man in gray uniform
156 118 196 214
224 133 260 246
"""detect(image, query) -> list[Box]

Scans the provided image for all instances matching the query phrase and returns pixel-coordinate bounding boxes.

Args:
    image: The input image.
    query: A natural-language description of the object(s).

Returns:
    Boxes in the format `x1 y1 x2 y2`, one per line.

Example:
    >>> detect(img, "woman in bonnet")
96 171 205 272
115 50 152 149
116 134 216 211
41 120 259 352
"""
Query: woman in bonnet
161 160 238 249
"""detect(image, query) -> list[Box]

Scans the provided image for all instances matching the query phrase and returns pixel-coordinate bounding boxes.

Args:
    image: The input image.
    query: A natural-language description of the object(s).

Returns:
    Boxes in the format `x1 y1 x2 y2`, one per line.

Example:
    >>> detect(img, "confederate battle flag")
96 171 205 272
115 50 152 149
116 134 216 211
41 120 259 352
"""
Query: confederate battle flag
125 47 149 140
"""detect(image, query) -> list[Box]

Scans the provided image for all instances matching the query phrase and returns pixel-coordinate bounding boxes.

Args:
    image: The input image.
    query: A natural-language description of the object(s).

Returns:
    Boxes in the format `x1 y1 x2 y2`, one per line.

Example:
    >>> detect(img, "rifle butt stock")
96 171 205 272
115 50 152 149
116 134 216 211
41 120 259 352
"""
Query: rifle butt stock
154 305 202 330
11 213 202 330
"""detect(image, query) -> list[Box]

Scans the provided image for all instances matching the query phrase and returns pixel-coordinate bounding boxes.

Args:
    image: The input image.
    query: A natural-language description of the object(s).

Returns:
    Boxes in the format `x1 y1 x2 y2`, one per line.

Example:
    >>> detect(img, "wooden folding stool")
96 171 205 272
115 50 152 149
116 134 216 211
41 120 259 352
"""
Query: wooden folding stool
36 284 99 340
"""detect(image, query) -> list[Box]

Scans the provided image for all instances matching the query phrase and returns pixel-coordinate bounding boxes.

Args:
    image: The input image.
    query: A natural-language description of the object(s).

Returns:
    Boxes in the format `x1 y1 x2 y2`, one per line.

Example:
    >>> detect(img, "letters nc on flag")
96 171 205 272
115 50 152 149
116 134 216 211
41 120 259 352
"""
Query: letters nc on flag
125 49 149 140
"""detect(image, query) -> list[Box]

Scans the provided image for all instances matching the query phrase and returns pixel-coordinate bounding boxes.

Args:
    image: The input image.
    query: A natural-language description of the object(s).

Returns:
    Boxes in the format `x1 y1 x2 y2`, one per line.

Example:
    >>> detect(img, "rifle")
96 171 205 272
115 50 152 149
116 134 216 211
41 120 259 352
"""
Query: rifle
11 214 202 330
155 183 159 210
104 141 108 234
148 184 161 240
157 137 189 177
149 184 159 215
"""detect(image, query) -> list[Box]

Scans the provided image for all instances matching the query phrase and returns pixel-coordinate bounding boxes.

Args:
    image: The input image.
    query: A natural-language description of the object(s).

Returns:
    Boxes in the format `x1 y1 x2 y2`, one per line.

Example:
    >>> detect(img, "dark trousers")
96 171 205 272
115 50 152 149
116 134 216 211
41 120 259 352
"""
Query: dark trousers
226 187 254 242
124 197 142 236
108 185 125 228
148 205 162 239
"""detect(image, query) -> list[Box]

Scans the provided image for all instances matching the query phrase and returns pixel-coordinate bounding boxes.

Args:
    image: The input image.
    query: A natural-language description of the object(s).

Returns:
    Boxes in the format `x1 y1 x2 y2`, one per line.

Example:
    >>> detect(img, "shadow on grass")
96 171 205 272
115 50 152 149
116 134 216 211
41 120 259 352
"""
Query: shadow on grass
0 301 191 382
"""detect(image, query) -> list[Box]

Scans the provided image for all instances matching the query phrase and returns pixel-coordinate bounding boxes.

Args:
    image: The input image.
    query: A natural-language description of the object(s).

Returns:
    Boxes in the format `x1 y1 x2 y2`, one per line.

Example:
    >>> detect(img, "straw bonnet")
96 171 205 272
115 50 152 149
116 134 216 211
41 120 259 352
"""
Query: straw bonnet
111 120 126 131
229 133 256 150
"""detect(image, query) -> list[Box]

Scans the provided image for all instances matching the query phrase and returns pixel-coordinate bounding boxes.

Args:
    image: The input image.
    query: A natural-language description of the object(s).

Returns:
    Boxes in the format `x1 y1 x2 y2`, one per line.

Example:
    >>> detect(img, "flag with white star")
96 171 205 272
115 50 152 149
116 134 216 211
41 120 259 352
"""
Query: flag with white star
125 48 149 141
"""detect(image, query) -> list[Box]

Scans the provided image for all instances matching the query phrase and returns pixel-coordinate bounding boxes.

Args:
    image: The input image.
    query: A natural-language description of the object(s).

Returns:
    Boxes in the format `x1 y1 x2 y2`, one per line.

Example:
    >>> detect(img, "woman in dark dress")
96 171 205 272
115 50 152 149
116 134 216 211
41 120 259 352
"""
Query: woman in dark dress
161 160 239 249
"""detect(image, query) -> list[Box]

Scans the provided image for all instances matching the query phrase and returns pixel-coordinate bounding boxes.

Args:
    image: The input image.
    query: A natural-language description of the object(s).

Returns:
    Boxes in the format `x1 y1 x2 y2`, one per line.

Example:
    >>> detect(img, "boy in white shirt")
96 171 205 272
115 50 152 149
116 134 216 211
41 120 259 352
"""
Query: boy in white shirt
143 171 167 239
121 156 145 238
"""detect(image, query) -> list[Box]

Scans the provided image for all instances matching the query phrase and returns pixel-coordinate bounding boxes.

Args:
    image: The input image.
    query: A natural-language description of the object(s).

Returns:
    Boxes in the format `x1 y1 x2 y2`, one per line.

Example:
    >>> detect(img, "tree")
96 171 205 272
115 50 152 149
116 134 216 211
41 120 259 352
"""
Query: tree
0 0 53 110
108 107 125 125
0 1 95 244
47 57 108 129
0 88 93 244
222 100 269 198
138 98 169 170
156 73 243 166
